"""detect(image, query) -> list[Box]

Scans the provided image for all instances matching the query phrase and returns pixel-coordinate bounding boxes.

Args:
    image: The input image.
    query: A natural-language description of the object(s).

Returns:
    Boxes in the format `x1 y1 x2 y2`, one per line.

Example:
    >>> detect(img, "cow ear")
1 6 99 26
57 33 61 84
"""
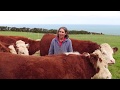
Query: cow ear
26 44 29 49
89 54 98 67
113 47 118 53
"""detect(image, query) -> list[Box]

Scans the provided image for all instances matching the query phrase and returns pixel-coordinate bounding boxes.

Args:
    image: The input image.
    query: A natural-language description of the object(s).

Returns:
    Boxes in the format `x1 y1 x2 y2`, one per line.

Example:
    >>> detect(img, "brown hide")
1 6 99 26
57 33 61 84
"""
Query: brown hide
40 33 56 56
72 39 100 53
0 35 40 55
0 52 97 79
0 41 10 52
0 35 16 44
40 33 100 56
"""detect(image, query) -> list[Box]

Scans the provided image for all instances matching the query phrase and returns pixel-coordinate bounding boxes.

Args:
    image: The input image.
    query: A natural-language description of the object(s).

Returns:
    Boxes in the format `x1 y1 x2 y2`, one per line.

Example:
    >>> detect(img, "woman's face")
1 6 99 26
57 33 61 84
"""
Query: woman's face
58 29 66 39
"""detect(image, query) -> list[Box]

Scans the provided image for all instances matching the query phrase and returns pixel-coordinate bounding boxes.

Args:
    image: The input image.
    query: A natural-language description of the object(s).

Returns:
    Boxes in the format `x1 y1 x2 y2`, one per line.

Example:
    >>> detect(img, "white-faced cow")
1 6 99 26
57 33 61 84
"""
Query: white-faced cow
0 44 113 79
40 34 118 65
9 35 40 55
0 40 29 55
0 35 40 55
15 40 29 55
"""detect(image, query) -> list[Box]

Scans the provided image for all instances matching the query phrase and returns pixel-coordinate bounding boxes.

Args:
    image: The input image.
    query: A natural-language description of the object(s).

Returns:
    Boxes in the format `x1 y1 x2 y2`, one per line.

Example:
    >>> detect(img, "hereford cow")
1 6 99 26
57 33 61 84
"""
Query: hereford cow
40 34 118 64
0 35 40 55
0 39 29 55
0 45 112 79
15 40 29 55
8 36 40 55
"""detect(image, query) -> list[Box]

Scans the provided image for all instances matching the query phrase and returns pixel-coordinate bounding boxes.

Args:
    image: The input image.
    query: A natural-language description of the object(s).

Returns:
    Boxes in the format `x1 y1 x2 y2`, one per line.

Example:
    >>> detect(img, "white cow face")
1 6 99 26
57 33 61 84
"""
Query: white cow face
16 40 29 55
96 43 118 65
16 45 29 55
91 49 112 79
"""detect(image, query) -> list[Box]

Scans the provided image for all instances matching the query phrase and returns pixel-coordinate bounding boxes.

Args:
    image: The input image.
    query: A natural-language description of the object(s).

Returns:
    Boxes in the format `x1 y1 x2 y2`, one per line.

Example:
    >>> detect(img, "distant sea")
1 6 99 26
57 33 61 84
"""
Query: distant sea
0 24 120 35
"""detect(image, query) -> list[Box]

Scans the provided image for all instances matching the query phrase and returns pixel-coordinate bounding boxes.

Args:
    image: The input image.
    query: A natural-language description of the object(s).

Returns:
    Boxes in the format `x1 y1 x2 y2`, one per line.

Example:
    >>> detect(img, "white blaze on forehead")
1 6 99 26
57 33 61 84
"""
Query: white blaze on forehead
100 43 115 64
8 45 17 54
16 40 29 55
16 40 26 47
91 50 112 79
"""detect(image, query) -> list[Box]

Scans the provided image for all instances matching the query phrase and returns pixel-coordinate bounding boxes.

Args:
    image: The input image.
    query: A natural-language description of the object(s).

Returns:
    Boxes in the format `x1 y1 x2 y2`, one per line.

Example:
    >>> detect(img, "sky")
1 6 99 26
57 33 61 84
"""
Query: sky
0 11 120 25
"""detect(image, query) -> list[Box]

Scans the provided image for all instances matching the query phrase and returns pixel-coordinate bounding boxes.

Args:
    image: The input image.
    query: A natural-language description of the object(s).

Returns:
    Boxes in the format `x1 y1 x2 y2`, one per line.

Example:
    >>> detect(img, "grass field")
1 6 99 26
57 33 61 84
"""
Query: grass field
0 31 120 79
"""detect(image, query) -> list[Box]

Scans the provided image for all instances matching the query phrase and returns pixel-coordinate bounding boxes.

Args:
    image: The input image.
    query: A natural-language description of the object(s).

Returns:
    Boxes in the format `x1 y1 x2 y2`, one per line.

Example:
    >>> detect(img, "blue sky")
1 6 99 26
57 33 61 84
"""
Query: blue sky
0 11 120 25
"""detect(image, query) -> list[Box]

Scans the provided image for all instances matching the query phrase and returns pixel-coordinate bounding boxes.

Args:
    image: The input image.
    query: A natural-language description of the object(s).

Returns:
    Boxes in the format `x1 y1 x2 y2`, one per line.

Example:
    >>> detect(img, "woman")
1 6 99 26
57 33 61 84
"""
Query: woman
48 27 73 55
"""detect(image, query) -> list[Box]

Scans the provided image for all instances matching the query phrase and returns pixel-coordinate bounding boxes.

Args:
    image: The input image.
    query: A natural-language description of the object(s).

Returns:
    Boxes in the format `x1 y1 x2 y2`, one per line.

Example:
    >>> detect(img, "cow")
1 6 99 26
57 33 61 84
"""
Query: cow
8 35 40 55
0 35 40 55
40 33 118 64
15 40 29 55
0 39 29 55
0 44 112 79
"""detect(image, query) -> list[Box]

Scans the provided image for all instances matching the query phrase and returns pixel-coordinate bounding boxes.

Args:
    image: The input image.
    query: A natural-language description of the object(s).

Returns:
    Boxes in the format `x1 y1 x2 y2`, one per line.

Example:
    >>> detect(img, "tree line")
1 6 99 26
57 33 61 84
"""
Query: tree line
0 26 104 35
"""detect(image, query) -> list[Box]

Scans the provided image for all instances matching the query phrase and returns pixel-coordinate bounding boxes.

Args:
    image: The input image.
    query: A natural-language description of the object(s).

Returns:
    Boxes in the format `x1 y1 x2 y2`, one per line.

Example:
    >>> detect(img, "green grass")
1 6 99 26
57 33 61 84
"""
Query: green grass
0 31 44 40
0 31 120 79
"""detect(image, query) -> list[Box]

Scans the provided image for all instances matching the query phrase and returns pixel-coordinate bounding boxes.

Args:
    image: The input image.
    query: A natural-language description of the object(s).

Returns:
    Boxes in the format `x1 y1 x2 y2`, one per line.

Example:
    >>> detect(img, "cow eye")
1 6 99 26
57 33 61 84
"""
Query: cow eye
102 52 106 55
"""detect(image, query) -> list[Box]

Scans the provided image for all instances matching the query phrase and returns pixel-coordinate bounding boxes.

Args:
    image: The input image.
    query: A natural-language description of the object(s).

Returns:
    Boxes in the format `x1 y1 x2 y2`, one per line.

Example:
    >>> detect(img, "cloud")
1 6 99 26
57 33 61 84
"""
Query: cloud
0 11 120 24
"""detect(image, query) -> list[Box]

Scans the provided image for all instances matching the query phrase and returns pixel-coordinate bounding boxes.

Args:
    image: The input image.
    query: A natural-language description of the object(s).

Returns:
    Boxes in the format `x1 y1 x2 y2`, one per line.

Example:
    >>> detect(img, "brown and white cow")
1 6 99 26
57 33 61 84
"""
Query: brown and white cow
0 45 112 79
0 35 40 55
9 36 40 55
0 39 29 55
40 34 118 64
15 40 29 55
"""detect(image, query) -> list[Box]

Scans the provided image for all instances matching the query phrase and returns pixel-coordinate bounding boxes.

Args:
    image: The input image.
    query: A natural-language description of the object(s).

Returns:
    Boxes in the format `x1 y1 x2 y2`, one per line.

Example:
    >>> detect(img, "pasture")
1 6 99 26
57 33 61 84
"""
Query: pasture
0 31 120 79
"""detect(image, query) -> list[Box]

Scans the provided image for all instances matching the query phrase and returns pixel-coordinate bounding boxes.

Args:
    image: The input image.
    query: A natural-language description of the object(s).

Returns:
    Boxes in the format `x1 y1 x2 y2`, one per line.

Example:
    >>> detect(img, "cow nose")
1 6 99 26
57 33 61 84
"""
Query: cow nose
110 60 115 64
108 60 115 65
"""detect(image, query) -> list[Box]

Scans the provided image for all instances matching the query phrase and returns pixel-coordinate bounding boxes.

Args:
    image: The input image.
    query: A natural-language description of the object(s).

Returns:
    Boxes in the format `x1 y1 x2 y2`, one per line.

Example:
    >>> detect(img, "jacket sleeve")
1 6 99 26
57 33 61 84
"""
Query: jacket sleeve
68 39 73 52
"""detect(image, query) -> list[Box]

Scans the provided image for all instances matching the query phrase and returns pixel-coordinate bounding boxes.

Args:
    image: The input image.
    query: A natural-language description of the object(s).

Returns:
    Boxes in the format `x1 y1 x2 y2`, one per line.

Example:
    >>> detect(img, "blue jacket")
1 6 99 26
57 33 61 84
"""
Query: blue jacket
48 37 73 55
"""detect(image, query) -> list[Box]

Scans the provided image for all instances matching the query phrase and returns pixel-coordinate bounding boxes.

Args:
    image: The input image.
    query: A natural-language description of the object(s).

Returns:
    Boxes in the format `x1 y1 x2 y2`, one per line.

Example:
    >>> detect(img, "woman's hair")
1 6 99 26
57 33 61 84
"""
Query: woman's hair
57 27 69 39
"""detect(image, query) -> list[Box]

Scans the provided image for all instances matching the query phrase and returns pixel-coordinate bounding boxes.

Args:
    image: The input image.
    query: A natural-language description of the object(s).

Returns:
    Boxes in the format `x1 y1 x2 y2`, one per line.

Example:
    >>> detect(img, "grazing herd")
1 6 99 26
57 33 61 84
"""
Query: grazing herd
0 34 118 79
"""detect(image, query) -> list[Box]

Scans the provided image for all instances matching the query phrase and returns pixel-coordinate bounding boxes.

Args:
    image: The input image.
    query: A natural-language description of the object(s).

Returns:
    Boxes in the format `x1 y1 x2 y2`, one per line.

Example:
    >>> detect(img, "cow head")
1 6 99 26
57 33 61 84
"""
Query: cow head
90 50 112 79
16 40 29 55
98 43 118 65
90 43 118 79
100 43 118 64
